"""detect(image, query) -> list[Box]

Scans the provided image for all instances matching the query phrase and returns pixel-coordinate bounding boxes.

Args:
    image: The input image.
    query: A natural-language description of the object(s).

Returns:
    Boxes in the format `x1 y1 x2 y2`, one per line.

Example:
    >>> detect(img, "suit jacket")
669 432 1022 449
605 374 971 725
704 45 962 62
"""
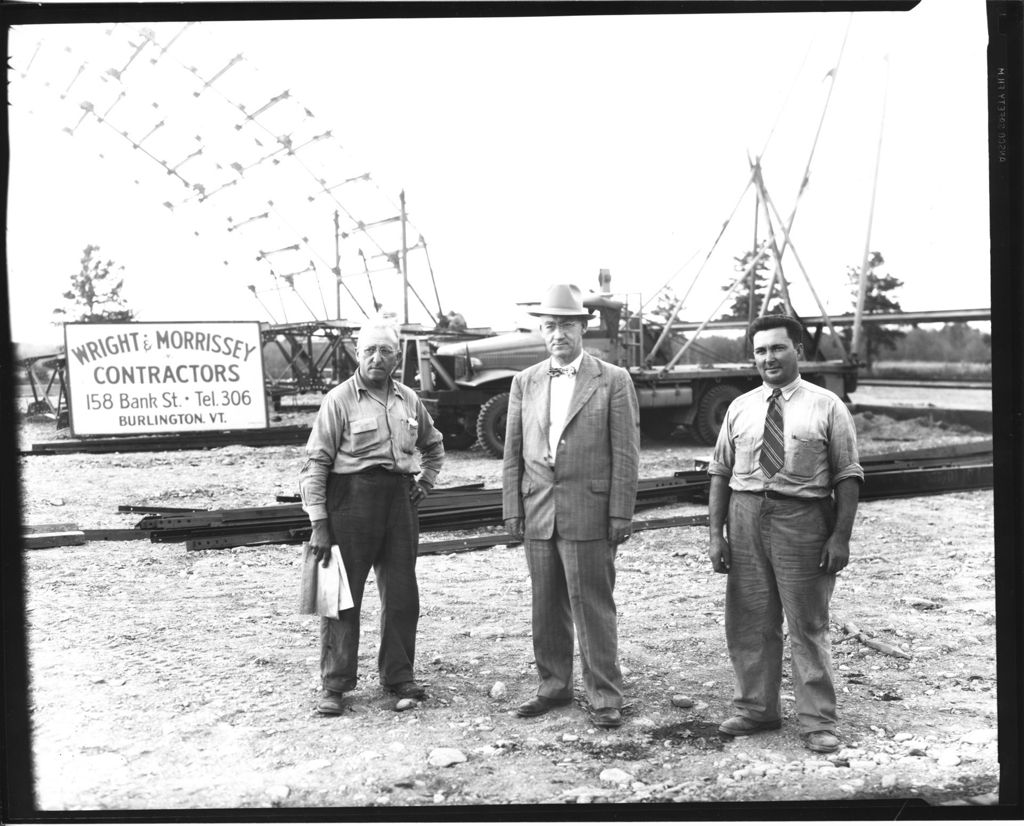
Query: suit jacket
502 352 640 541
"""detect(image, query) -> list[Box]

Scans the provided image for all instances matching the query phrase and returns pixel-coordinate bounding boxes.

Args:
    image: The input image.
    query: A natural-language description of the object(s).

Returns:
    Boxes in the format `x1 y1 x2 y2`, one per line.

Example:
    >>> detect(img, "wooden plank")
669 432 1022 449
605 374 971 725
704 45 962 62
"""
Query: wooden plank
23 531 86 549
23 522 79 534
26 425 312 455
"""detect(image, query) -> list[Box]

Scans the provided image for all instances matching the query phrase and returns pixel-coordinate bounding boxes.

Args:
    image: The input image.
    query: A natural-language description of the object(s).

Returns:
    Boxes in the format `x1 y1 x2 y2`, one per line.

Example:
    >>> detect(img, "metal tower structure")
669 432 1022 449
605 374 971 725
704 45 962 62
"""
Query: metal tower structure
9 21 445 328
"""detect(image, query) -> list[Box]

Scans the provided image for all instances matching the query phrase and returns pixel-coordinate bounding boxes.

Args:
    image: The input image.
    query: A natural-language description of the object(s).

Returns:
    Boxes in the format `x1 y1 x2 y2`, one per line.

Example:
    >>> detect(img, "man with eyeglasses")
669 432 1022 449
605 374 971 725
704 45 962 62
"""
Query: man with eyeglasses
300 318 445 715
502 283 640 729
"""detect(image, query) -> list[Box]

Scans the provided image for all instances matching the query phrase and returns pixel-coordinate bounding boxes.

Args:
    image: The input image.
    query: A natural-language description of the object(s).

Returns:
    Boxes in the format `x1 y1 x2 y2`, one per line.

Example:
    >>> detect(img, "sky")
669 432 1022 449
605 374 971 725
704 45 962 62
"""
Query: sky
5 1 993 345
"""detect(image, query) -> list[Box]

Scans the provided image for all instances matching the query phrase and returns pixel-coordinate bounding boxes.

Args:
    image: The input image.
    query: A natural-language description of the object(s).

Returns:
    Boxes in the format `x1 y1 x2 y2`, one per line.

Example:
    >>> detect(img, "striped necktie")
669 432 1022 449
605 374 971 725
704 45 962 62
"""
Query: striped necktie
760 388 785 477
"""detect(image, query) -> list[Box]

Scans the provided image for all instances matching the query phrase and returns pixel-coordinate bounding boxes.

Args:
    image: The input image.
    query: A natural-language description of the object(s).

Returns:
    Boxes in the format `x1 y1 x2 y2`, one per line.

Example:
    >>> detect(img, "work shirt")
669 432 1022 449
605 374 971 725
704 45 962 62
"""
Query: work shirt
707 376 863 499
299 371 445 522
548 351 584 461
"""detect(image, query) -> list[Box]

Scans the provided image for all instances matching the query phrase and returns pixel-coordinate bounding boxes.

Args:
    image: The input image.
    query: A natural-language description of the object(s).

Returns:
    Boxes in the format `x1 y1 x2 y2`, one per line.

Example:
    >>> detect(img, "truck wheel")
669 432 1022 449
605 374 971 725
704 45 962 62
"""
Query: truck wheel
695 384 742 445
476 393 510 458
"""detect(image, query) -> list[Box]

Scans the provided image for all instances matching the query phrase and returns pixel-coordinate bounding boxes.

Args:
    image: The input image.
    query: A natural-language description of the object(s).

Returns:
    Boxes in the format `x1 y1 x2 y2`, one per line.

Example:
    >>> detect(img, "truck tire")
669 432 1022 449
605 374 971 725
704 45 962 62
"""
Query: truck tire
476 393 510 458
695 384 742 446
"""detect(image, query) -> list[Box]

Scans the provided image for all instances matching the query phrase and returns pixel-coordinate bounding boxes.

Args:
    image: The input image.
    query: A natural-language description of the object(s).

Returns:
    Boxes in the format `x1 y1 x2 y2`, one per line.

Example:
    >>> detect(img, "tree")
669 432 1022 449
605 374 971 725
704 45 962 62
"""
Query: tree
52 245 136 324
646 287 683 328
844 251 905 368
721 250 789 322
645 287 747 364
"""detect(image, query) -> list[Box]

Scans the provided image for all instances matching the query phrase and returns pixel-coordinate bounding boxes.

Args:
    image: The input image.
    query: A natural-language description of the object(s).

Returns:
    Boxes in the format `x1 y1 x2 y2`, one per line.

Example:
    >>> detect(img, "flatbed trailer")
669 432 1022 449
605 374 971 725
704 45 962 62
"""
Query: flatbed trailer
414 287 859 457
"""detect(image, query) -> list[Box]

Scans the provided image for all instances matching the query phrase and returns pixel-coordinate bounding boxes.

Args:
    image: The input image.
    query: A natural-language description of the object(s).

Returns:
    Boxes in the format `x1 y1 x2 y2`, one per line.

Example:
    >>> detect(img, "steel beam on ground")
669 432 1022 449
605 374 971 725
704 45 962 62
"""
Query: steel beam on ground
860 463 993 500
82 528 152 541
185 530 301 551
118 505 207 514
89 445 994 553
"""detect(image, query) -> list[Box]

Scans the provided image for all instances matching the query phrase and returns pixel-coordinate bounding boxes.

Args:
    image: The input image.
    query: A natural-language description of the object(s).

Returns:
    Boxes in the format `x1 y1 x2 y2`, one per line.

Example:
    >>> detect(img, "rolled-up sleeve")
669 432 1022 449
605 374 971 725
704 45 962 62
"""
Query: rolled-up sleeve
299 395 344 522
414 399 445 487
829 401 864 486
707 408 736 479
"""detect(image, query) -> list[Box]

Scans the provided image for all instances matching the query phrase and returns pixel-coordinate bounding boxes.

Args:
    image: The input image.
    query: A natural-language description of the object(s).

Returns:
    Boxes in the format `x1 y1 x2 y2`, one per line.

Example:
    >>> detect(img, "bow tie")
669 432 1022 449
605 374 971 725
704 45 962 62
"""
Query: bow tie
548 365 577 378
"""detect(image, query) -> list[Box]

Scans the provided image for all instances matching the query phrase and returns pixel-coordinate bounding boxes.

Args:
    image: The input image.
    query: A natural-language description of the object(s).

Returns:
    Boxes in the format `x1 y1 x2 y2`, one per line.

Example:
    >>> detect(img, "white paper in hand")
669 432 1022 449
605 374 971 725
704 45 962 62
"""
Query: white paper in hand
316 545 354 616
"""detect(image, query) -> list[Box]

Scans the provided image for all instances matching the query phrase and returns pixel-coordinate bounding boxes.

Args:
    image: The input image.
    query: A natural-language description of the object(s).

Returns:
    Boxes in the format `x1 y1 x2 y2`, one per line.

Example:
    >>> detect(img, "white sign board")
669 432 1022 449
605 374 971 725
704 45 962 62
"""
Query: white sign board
64 321 268 436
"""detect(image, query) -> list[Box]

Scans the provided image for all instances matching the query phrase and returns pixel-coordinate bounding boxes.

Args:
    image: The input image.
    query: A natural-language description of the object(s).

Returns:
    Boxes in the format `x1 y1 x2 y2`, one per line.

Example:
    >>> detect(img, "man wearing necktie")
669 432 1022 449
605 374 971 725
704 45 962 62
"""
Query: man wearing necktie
706 315 863 754
502 283 640 729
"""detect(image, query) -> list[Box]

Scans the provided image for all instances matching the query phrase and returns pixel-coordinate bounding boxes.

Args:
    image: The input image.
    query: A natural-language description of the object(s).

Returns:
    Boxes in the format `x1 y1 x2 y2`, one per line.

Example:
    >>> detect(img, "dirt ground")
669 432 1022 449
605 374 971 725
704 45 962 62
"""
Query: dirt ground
14 392 1000 814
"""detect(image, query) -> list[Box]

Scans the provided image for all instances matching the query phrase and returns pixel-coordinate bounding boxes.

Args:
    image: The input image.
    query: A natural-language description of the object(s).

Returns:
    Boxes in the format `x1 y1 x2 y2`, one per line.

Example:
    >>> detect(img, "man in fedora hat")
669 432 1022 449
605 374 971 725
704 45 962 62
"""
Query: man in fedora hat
502 283 640 729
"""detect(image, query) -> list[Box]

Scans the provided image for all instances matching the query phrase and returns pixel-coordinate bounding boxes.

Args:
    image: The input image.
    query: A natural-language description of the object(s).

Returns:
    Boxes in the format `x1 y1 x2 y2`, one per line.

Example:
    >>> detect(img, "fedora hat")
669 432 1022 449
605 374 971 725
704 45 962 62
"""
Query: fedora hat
526 283 594 318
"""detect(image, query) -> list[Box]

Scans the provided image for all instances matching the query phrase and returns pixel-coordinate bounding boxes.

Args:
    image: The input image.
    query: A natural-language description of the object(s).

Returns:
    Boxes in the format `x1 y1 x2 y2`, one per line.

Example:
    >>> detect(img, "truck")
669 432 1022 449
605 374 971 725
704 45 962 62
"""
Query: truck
408 282 859 458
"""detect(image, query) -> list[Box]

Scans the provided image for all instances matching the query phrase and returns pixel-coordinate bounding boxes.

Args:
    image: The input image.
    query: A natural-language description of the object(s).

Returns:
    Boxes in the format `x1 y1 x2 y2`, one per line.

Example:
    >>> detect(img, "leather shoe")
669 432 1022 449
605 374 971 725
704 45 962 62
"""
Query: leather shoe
316 690 346 715
718 715 782 737
515 695 572 718
386 681 428 700
803 730 840 753
591 707 623 729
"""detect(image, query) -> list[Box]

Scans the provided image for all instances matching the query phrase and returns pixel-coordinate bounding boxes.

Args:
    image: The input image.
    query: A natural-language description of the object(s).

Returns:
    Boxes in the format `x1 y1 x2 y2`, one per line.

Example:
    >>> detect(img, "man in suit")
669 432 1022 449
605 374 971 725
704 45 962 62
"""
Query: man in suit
502 283 640 729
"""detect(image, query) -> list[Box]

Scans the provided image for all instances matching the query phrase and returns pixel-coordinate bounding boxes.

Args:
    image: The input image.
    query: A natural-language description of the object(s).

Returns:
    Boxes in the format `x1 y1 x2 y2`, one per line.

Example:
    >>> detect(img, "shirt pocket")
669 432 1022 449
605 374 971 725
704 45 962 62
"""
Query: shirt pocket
395 413 419 455
348 416 384 455
735 436 757 475
788 433 827 478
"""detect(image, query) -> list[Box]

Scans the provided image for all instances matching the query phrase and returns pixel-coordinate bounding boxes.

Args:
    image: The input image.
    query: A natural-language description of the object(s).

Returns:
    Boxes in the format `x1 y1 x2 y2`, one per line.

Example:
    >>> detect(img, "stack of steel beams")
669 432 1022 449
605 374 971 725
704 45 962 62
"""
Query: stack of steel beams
126 440 992 551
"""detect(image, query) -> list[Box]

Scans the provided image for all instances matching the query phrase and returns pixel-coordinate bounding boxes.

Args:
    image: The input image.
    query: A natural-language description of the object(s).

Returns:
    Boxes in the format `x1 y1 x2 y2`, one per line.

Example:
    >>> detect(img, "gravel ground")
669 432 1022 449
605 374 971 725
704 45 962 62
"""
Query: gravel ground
14 395 1002 815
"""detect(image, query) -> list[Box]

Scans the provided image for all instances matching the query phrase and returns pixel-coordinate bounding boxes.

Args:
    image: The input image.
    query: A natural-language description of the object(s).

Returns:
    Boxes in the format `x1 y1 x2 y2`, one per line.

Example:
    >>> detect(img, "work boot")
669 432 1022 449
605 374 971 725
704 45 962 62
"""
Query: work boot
718 715 782 737
515 695 572 718
385 680 428 700
317 690 346 715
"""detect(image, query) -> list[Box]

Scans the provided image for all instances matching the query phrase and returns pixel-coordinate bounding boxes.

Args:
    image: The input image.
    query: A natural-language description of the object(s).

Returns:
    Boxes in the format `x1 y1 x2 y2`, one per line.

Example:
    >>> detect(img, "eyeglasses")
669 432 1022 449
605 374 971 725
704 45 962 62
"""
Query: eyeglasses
360 345 397 358
540 320 581 333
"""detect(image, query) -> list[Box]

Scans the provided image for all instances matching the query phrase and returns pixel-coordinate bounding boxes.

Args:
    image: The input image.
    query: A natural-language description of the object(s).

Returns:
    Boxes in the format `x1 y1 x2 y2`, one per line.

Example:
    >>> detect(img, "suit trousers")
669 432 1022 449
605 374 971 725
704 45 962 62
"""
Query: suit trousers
724 491 838 733
524 534 623 710
320 471 419 693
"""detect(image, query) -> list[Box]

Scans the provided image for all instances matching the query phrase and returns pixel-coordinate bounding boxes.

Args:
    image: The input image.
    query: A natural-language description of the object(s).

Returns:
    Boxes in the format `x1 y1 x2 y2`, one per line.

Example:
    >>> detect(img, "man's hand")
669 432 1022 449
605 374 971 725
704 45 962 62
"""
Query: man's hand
819 534 850 575
309 519 332 568
504 517 524 541
609 517 633 546
410 479 431 505
708 533 731 574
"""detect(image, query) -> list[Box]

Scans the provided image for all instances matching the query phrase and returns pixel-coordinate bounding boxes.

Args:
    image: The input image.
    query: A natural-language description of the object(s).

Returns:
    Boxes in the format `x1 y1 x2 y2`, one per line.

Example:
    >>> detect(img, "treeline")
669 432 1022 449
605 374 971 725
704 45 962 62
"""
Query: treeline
881 323 990 363
676 322 991 365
